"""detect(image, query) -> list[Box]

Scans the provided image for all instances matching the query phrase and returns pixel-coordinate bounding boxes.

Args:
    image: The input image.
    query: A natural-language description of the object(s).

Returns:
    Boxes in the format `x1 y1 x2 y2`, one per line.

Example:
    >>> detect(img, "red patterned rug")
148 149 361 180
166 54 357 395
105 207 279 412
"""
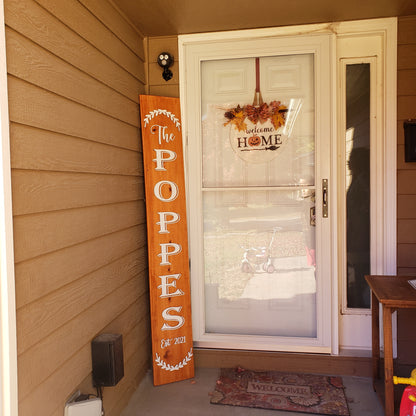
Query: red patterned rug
210 368 350 415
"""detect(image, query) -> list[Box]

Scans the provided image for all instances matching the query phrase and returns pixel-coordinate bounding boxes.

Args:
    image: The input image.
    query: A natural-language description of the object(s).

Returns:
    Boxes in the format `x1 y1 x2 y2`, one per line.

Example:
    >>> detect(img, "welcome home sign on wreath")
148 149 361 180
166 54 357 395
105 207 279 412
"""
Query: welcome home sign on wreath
139 95 194 386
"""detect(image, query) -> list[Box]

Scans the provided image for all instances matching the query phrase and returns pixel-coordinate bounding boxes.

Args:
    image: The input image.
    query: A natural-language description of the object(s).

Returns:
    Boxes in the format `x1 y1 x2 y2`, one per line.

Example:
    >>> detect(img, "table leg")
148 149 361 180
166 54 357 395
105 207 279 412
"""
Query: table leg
371 290 380 384
383 306 394 416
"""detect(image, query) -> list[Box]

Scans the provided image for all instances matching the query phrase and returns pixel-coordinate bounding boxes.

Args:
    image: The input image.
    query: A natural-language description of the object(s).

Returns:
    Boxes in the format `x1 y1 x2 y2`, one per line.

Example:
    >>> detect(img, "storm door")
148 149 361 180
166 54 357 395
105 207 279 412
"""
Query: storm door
180 32 333 352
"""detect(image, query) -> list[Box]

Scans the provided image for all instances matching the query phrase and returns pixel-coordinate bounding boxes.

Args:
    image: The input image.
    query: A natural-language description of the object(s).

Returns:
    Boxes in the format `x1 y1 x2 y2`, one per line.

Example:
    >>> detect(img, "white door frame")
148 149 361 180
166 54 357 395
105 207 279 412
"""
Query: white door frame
179 17 397 355
180 28 336 354
0 0 19 413
335 18 397 353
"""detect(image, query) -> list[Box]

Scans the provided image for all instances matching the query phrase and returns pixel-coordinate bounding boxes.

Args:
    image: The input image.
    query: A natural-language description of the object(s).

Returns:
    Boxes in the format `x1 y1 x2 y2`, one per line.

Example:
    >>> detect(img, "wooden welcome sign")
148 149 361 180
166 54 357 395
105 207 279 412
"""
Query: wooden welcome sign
139 95 194 386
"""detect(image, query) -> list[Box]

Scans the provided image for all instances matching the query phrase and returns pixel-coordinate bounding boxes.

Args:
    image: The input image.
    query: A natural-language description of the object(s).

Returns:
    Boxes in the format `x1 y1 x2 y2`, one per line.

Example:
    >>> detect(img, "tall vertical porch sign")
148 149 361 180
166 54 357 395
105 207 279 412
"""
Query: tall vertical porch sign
139 95 194 386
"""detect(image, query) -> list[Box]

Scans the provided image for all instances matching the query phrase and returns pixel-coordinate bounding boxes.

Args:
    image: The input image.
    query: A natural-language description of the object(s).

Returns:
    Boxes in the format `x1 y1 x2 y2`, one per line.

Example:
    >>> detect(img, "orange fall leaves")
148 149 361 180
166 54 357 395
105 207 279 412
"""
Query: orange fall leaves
224 101 288 132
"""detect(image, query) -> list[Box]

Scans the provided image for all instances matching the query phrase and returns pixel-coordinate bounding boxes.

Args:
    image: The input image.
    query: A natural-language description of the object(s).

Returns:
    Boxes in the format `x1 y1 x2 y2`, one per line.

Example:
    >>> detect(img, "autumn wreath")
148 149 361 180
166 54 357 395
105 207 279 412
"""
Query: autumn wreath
224 101 288 132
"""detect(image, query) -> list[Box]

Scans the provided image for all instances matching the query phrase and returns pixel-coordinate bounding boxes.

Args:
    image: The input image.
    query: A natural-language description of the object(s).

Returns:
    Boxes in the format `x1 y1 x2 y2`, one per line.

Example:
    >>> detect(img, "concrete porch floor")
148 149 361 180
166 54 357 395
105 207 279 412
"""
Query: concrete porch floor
120 368 385 416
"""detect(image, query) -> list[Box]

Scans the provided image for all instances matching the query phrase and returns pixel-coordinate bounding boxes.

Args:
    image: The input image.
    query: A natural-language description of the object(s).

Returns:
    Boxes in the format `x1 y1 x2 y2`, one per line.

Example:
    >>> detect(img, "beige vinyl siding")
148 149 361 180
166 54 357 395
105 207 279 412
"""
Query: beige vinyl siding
396 15 416 368
4 0 150 414
148 36 179 98
397 15 416 270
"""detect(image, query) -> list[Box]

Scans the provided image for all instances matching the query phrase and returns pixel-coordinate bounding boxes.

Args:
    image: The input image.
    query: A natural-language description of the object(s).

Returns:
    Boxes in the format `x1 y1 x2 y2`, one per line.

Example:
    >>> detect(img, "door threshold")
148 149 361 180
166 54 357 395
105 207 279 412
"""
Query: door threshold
194 347 372 377
339 348 372 357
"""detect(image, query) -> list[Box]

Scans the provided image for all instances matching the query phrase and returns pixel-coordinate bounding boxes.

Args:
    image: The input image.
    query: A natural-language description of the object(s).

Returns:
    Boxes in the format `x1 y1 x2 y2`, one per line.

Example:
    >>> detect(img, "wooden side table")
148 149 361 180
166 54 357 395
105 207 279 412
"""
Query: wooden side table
365 275 416 416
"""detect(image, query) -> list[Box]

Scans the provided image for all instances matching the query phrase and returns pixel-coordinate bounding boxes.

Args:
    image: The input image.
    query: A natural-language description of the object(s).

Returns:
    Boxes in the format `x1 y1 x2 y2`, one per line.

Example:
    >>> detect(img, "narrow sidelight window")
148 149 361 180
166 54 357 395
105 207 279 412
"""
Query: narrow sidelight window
345 63 371 309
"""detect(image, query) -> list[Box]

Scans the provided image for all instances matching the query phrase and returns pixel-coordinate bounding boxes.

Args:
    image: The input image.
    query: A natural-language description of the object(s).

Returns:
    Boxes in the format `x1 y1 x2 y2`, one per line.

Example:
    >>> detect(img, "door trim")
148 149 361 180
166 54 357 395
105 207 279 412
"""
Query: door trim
337 18 397 351
335 18 397 353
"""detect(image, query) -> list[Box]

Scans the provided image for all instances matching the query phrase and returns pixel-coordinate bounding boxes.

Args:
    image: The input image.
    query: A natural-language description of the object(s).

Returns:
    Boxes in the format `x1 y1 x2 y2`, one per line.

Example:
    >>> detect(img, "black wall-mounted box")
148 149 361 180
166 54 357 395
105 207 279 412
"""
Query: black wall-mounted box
91 333 124 387
404 119 416 162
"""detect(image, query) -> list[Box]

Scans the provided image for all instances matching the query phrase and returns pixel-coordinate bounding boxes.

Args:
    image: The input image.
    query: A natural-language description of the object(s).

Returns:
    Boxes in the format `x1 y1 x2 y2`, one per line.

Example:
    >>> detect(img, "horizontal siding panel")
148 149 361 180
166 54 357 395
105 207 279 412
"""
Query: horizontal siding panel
398 310 416 343
6 0 149 413
398 219 416 244
398 170 416 194
48 301 150 416
19 343 91 416
148 61 179 85
13 200 144 262
398 44 416 70
11 170 143 215
10 124 142 175
149 84 180 98
398 69 416 96
102 335 151 416
5 28 139 127
398 95 416 120
397 144 416 170
106 361 149 416
398 309 416 364
397 194 416 219
395 14 416 370
4 0 143 102
397 267 416 276
50 337 150 416
148 36 180 98
103 297 150 345
17 248 147 356
21 328 150 416
18 276 148 403
148 36 178 62
8 77 140 151
398 244 416 268
78 0 145 59
34 0 145 82
121 320 151 369
15 224 146 308
65 295 150 393
101 313 151 414
109 318 150 379
398 16 416 44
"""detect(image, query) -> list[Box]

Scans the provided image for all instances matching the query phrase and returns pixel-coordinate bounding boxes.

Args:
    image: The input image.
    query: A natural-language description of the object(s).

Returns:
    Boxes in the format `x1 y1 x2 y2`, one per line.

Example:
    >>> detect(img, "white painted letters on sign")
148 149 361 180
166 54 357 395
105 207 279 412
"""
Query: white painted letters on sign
154 180 179 202
153 149 177 170
157 212 180 234
158 274 184 298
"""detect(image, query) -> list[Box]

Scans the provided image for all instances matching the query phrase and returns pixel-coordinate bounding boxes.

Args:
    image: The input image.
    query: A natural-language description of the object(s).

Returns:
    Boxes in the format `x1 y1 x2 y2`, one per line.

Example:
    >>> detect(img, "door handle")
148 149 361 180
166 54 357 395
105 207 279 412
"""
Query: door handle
322 179 328 218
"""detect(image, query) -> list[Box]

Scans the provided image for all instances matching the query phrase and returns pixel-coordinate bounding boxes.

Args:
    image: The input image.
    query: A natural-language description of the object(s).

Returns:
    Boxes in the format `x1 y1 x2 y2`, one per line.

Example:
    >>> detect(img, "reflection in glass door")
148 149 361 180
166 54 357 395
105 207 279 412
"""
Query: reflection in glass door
201 55 317 338
345 63 371 309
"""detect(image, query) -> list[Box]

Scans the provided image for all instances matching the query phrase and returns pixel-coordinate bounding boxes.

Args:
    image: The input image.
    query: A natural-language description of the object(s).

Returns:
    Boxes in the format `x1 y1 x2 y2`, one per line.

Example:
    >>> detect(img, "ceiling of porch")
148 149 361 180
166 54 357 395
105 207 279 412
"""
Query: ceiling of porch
112 0 416 37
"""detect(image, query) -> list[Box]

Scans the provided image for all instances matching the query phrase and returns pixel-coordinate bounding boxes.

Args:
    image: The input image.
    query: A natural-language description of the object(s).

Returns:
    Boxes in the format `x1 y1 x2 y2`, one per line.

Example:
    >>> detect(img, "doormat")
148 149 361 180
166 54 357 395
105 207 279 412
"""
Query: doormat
210 368 350 415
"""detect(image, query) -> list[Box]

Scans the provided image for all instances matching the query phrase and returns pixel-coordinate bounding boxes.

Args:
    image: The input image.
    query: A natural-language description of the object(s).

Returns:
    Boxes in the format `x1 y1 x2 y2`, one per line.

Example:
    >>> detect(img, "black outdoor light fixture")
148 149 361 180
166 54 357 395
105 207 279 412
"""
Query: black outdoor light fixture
157 52 174 81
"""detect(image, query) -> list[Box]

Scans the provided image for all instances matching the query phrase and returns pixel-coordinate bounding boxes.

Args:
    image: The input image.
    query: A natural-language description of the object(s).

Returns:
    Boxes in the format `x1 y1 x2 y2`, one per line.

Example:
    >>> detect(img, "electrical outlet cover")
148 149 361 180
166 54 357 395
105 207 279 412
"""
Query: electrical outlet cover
64 397 102 416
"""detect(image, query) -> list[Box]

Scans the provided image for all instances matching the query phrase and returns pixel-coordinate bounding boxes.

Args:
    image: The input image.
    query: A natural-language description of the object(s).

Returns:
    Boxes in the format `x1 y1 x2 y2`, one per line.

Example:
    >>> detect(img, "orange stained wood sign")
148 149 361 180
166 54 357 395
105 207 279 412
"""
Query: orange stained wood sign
139 95 194 386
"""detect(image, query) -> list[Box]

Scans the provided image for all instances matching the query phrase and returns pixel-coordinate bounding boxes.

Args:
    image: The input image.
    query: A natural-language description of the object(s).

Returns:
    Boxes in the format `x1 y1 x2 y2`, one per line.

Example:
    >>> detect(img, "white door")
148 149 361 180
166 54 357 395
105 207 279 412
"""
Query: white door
180 31 334 353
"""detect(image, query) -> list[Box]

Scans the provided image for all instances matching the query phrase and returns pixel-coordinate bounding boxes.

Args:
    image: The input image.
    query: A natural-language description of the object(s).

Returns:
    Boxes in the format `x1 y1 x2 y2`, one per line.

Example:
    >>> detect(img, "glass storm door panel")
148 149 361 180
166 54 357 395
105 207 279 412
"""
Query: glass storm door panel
202 54 316 339
203 189 317 338
182 33 332 352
